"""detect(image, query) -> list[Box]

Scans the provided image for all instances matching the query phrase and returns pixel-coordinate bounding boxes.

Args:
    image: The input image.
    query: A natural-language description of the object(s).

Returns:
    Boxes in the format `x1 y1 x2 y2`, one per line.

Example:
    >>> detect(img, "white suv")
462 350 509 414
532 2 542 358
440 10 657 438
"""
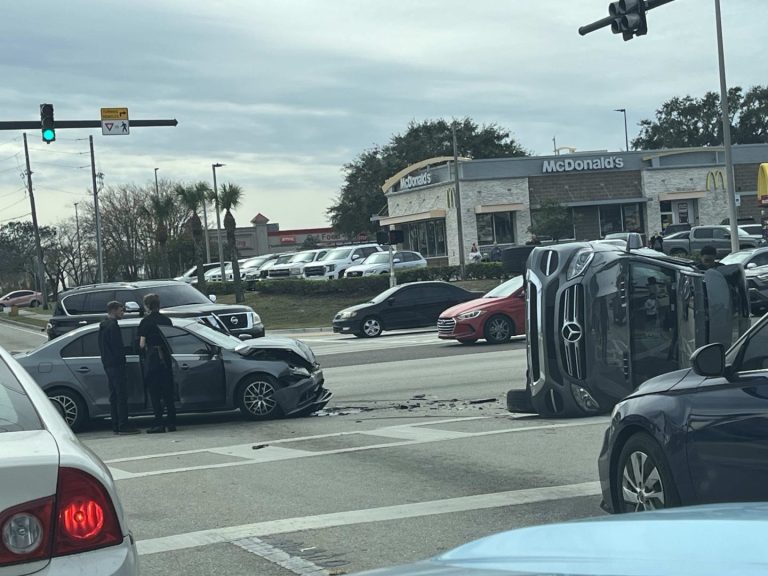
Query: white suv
267 249 329 279
303 244 383 280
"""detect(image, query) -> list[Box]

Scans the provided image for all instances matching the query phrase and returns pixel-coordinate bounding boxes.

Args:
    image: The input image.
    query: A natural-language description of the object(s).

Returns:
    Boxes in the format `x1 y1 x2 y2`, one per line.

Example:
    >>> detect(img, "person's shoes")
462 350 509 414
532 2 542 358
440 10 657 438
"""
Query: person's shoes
146 426 166 434
116 427 141 435
167 425 177 432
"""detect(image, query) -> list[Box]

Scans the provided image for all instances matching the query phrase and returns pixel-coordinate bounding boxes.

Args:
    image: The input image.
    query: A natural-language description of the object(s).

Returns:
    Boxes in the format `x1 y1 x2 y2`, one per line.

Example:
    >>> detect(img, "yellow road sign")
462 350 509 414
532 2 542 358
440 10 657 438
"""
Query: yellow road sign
100 107 129 120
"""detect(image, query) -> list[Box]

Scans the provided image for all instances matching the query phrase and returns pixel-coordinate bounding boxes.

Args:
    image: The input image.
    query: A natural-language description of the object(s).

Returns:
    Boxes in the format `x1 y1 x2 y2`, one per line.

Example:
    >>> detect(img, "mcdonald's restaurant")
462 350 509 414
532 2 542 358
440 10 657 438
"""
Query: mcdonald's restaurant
379 144 768 265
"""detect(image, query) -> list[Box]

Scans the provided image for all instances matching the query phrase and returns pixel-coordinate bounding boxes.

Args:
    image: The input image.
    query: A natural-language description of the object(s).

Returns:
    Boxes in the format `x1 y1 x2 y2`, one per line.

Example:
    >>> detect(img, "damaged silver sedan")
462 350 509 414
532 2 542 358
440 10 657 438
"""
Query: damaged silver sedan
14 318 331 431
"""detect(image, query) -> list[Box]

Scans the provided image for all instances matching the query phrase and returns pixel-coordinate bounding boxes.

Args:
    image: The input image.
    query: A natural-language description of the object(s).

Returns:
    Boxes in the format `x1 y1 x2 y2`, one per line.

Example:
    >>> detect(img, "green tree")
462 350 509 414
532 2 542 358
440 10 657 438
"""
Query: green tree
301 235 319 249
145 192 175 278
632 85 768 150
217 182 245 303
529 199 573 242
327 117 529 238
176 183 207 287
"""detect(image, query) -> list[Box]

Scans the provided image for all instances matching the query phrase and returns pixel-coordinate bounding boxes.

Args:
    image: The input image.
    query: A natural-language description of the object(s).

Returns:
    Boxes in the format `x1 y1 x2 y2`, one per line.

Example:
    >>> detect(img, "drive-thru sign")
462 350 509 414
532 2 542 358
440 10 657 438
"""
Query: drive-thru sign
101 108 129 135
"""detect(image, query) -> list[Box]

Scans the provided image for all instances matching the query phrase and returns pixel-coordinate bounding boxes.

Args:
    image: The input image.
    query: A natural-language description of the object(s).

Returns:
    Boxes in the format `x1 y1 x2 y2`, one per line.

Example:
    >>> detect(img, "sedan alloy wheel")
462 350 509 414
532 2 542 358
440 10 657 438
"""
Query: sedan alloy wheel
239 376 280 420
360 316 383 338
615 433 679 513
48 387 87 431
484 315 513 344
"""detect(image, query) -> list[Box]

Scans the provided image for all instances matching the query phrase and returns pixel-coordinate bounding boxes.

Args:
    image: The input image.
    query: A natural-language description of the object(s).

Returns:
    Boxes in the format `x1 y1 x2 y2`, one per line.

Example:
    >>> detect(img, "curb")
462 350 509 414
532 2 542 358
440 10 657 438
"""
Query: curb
268 326 334 335
0 316 48 333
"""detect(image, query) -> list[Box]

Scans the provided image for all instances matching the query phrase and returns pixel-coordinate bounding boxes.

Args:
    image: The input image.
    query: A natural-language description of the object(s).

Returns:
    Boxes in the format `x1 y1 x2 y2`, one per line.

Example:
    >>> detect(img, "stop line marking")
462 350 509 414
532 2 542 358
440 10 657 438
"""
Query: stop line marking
137 480 602 556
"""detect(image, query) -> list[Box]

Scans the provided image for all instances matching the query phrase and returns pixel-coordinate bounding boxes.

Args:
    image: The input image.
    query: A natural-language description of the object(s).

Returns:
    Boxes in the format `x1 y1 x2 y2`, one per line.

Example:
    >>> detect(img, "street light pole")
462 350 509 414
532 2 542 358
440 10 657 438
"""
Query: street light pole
614 108 629 151
154 167 159 196
74 202 82 283
212 163 226 281
714 0 740 253
89 135 104 283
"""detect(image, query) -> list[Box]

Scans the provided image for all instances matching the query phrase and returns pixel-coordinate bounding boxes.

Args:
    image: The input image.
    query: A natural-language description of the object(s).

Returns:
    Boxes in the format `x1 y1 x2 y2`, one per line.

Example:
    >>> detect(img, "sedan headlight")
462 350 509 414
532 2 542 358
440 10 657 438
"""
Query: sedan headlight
337 310 357 320
290 267 302 275
457 309 485 320
567 247 594 280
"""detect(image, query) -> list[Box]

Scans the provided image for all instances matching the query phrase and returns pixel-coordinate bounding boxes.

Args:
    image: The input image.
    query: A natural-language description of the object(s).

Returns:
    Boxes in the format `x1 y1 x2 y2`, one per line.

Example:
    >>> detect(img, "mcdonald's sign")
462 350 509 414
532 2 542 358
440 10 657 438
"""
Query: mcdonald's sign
759 164 768 207
705 169 725 191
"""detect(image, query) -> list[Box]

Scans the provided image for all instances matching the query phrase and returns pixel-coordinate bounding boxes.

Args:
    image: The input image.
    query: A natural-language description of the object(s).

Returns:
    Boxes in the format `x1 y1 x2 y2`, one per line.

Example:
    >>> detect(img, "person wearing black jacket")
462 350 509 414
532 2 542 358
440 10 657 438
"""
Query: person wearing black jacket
138 293 176 434
98 301 139 435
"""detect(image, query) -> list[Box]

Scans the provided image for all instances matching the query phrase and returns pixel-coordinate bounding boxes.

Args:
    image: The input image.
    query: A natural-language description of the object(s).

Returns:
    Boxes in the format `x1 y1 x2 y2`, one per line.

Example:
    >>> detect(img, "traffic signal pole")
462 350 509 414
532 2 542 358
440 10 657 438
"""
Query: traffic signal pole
90 135 104 283
22 133 49 310
578 0 675 36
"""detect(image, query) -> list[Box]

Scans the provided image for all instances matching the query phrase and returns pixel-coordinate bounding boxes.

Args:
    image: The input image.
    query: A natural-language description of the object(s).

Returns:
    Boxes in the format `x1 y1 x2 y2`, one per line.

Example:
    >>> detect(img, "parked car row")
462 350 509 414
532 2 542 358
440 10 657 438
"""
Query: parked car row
332 276 526 344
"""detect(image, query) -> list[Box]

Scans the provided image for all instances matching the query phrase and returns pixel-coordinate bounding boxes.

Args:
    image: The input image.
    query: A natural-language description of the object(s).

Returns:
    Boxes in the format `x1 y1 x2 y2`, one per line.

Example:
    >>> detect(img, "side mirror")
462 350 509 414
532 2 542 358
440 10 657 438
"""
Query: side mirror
238 334 251 341
352 254 361 260
124 301 141 313
209 294 217 303
691 343 725 377
747 262 757 269
387 297 396 305
392 258 401 264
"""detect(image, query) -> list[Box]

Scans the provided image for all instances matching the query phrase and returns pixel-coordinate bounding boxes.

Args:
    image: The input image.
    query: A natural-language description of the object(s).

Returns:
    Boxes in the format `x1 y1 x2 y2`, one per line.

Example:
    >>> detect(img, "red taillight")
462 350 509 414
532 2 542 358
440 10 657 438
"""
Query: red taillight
0 497 54 567
53 467 123 556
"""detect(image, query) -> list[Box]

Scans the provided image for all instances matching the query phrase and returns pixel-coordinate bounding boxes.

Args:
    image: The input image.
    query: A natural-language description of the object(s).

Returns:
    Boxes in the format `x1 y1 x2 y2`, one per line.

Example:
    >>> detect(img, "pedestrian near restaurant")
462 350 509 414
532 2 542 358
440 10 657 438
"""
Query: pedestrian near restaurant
98 301 139 435
650 231 664 252
139 293 176 434
490 243 502 262
470 242 481 263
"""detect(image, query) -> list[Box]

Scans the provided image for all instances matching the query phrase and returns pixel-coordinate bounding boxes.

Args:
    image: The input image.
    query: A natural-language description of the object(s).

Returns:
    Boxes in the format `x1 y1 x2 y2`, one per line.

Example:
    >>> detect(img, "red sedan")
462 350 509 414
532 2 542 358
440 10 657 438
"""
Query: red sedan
437 276 525 344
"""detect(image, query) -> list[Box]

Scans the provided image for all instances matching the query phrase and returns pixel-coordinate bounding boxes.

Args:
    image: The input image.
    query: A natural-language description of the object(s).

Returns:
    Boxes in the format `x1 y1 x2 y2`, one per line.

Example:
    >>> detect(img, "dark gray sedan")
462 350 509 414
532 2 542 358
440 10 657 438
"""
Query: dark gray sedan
14 318 331 431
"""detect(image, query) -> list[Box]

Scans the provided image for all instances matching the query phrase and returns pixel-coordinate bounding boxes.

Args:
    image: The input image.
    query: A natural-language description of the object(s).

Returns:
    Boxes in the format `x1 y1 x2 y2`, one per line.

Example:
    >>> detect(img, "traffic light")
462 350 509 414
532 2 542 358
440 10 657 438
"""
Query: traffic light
609 0 647 41
40 103 55 143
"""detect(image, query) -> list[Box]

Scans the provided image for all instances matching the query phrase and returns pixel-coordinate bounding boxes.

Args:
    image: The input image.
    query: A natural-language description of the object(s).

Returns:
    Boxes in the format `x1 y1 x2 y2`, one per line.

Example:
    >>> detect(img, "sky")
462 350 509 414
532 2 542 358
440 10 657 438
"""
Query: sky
0 0 761 232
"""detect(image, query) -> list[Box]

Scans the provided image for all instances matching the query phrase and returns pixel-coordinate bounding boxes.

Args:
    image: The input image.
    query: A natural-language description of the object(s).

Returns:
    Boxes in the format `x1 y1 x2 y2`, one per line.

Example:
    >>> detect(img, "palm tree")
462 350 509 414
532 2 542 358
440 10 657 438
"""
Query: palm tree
193 181 213 260
216 182 244 303
146 193 175 278
175 184 206 287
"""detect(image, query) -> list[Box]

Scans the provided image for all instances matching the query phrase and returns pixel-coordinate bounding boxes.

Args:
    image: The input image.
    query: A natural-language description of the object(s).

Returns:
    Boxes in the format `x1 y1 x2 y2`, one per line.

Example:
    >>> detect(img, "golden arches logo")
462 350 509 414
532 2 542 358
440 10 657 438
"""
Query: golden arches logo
705 170 725 191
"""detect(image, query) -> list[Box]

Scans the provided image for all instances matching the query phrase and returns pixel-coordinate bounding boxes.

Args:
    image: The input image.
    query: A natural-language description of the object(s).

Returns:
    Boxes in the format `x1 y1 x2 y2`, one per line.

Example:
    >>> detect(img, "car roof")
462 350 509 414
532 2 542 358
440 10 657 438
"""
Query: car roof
58 280 186 296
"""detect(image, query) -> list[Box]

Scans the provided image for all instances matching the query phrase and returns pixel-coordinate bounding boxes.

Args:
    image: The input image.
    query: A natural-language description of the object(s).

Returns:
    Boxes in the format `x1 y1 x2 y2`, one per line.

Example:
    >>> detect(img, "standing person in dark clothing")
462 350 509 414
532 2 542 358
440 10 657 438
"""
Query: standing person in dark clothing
99 301 139 435
697 245 722 271
138 293 176 433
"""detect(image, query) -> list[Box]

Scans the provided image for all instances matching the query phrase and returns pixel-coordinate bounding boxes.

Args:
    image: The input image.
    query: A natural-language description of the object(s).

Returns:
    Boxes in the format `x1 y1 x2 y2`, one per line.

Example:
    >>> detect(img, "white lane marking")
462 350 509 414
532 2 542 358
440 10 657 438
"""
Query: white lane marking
137 481 601 556
103 416 491 464
107 418 607 480
234 537 329 576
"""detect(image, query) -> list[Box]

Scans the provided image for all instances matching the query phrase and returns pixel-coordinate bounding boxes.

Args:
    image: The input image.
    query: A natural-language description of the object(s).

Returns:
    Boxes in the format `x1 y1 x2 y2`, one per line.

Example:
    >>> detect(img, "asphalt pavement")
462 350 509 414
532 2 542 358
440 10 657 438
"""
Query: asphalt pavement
0 322 609 576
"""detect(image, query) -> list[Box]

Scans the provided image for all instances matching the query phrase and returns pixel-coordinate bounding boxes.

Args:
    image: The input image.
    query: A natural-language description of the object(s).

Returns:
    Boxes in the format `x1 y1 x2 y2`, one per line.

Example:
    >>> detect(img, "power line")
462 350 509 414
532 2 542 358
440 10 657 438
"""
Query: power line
0 211 31 223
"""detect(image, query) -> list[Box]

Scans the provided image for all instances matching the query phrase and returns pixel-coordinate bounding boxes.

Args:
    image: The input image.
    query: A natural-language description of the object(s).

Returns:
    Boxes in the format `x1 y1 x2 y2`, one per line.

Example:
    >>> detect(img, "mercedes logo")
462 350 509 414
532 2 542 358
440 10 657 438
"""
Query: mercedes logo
230 317 239 326
561 321 583 343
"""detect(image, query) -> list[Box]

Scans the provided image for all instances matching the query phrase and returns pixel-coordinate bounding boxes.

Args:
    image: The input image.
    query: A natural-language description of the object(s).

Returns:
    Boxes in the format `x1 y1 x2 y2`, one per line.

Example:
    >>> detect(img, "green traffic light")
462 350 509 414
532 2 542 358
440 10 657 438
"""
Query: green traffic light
42 128 55 142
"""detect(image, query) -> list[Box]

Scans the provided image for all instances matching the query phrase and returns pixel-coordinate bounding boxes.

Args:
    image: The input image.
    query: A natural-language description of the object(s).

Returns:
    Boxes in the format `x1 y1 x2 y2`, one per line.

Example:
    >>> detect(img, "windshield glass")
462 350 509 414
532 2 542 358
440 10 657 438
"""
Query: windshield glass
291 252 318 263
484 275 524 298
720 251 754 265
144 285 212 307
274 254 295 265
241 257 270 269
0 358 42 432
370 285 402 303
321 248 352 261
186 321 242 349
362 252 391 264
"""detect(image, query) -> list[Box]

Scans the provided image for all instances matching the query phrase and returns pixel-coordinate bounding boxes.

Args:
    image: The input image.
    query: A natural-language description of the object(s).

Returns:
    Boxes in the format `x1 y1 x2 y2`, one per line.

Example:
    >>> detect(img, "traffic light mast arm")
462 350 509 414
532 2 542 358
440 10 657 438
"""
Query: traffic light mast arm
579 0 675 35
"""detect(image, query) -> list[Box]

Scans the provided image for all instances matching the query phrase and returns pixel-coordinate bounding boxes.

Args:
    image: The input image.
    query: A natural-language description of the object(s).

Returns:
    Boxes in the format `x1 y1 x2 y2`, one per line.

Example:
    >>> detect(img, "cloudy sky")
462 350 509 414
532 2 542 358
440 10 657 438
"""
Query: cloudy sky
0 0 760 231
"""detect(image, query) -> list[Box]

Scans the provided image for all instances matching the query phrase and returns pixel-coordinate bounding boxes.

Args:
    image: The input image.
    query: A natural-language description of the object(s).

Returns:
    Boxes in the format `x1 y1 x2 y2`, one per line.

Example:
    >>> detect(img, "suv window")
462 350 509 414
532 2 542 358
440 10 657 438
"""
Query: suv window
0 357 42 432
84 291 116 314
61 293 87 315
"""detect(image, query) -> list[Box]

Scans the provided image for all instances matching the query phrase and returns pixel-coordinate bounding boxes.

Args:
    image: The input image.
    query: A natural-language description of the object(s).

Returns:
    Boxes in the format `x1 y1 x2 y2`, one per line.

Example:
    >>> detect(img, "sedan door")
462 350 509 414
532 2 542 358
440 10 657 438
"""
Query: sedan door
686 320 768 504
379 286 425 329
160 326 226 409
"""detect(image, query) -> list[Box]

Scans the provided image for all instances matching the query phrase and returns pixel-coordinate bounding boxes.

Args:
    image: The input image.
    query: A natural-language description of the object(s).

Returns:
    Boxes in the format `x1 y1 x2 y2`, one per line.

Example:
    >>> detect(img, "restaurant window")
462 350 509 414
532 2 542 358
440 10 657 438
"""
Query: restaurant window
475 212 516 246
401 218 447 258
529 207 575 241
599 203 645 236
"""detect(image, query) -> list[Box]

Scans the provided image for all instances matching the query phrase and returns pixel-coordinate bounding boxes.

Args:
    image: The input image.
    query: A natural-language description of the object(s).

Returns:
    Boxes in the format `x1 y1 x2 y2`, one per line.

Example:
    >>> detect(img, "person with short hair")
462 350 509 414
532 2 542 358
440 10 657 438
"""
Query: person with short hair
98 301 139 435
138 293 176 433
697 245 722 271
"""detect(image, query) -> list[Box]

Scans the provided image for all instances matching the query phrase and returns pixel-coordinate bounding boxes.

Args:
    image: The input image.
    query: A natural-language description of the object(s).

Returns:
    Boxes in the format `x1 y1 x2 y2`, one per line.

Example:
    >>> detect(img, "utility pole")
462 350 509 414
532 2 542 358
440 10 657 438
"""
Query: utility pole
202 196 212 263
451 122 466 279
212 163 226 281
74 202 82 284
714 0 739 253
154 167 160 196
614 108 629 151
90 135 104 283
22 133 48 310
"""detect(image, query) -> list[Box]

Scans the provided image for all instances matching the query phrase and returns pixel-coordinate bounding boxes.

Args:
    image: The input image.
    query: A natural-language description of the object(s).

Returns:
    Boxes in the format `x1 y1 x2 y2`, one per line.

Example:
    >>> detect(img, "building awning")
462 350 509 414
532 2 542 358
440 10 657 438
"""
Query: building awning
531 197 648 209
659 191 706 201
475 203 525 214
379 209 446 226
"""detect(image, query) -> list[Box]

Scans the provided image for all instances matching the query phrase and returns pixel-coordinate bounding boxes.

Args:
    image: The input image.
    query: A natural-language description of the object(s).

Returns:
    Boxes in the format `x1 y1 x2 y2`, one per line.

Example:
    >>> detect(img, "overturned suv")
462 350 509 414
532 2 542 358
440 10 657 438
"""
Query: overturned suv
46 280 265 340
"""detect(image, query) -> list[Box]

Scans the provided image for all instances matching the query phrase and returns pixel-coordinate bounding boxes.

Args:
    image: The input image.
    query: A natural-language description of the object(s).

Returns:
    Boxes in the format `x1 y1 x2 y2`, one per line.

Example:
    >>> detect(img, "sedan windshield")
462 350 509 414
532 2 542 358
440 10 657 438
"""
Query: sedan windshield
0 358 42 432
186 321 242 350
274 254 295 265
370 285 402 303
720 251 755 265
291 252 318 263
242 257 270 269
484 276 524 298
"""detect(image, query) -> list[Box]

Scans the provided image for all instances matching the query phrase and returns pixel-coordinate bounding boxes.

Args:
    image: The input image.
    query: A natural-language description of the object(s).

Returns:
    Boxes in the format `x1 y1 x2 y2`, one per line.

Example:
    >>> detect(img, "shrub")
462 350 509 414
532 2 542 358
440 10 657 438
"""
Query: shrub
250 276 389 297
